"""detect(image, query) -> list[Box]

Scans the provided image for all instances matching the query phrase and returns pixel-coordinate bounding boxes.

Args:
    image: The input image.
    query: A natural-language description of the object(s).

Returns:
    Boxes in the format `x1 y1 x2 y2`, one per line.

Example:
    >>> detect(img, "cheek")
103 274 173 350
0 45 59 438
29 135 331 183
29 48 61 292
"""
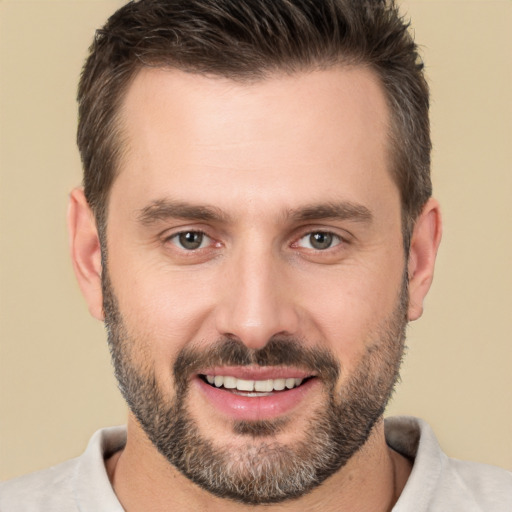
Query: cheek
295 259 405 369
108 258 220 374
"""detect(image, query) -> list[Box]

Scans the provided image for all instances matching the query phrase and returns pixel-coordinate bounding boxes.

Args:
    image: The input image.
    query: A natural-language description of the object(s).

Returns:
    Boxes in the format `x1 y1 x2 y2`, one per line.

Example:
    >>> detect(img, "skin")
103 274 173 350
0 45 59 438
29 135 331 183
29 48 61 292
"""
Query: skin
69 66 441 511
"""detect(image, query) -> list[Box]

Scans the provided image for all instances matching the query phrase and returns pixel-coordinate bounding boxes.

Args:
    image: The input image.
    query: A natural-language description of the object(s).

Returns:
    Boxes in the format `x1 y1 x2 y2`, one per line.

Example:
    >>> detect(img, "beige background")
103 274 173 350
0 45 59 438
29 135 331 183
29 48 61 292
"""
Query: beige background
0 0 511 480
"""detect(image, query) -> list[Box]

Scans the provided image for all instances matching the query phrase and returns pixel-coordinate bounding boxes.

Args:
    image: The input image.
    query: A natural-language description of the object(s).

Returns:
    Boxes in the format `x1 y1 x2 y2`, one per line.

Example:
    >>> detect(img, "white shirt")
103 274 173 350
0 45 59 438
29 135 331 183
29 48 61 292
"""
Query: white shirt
1 416 511 511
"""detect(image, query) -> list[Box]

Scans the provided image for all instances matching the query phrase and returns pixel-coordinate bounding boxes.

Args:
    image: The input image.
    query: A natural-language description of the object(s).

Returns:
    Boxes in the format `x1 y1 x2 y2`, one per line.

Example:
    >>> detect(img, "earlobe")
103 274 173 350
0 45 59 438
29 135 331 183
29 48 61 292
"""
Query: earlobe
68 188 104 321
407 198 442 321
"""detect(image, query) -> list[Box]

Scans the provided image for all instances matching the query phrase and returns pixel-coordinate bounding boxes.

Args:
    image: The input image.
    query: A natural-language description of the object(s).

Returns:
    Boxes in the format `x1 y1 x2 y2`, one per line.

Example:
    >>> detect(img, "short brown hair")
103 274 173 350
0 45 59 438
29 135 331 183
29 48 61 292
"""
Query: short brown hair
77 0 431 241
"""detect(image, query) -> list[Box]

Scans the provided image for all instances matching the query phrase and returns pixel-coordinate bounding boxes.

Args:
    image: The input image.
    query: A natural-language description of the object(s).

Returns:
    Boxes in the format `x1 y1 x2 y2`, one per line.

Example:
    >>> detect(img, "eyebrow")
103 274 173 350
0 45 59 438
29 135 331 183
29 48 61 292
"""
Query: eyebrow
287 201 373 224
137 199 231 225
137 198 373 226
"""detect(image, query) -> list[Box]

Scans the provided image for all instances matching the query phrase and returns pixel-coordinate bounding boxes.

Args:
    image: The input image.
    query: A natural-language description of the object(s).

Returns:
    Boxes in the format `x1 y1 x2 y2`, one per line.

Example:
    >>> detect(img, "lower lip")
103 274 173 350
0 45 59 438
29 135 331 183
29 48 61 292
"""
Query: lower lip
195 377 318 421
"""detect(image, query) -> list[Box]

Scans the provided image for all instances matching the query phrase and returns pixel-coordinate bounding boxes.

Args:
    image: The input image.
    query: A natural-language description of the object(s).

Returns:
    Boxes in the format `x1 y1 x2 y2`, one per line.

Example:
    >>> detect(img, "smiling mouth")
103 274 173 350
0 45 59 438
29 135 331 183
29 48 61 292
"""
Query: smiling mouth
199 374 312 396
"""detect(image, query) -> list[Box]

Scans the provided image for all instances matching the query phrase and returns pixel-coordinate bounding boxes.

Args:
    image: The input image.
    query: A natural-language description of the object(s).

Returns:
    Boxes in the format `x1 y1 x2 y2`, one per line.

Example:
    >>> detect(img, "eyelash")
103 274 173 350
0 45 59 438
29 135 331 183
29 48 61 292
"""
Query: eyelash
164 229 347 254
294 231 344 251
166 230 215 251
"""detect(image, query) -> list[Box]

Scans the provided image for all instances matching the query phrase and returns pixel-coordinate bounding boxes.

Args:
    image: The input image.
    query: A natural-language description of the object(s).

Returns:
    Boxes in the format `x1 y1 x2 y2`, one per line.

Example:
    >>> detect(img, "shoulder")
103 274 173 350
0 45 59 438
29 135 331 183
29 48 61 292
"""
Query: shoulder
0 426 126 512
386 416 512 512
0 458 79 511
441 457 512 509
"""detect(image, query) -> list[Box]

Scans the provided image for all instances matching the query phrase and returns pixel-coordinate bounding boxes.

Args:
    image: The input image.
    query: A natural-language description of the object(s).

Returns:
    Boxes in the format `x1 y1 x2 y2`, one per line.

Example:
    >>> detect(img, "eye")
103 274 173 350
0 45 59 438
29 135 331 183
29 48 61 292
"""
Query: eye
169 231 211 250
296 231 342 250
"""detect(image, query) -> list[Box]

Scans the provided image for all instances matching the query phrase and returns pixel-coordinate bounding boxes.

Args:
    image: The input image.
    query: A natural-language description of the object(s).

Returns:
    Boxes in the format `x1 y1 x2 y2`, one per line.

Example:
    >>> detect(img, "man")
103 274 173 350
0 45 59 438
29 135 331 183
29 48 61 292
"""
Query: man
1 0 510 510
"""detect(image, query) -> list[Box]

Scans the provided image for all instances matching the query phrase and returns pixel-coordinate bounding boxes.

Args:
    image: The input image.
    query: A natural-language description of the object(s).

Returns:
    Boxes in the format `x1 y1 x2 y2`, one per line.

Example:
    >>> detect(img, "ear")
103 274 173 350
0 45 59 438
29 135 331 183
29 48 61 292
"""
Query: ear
68 187 104 321
407 198 442 321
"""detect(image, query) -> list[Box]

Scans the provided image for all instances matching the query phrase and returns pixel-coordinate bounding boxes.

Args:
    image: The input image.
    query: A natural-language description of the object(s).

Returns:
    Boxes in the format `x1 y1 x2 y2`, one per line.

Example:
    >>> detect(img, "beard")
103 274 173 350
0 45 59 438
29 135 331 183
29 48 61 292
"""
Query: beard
102 267 408 505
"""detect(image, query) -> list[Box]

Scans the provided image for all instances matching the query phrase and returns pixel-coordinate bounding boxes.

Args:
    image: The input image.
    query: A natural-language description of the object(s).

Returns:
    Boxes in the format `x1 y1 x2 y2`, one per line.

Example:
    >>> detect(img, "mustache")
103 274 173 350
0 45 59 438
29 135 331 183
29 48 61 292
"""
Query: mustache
173 336 340 390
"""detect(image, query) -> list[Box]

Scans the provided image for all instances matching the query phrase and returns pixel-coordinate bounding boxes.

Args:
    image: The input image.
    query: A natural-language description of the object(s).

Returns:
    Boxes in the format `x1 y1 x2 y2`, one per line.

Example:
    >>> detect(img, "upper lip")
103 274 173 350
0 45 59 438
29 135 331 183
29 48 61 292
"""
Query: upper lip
197 366 315 380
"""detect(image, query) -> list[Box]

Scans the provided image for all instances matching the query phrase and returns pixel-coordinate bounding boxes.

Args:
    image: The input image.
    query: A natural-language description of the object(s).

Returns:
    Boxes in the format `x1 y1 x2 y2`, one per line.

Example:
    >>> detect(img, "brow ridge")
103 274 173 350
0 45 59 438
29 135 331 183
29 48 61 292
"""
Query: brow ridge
137 199 230 225
137 198 373 226
288 201 373 223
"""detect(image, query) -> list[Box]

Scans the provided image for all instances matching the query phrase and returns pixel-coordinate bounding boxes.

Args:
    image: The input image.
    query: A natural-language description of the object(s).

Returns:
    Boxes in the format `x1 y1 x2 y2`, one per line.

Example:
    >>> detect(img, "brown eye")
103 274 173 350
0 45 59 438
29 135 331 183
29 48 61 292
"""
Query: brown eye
297 232 341 250
172 231 209 250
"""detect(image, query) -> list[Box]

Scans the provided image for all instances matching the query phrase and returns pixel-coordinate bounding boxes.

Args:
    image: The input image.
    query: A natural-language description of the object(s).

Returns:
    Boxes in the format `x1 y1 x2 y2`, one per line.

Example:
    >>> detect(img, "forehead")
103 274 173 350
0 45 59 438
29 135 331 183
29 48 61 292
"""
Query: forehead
112 65 397 219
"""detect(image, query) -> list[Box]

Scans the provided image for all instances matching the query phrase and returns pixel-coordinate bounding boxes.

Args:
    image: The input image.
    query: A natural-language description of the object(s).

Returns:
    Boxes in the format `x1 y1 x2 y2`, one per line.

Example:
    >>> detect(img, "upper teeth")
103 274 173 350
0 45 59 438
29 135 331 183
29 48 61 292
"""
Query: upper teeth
205 375 304 392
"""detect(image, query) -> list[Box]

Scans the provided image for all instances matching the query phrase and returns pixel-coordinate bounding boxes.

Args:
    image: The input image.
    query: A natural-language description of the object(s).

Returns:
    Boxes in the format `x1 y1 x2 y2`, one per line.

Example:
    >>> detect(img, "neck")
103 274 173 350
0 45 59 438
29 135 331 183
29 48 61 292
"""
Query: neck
106 416 412 512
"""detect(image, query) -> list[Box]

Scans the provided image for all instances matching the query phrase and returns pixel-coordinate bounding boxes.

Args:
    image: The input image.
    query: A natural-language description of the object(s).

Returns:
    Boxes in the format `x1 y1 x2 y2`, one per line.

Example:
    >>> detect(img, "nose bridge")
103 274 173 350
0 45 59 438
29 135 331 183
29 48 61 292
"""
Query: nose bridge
215 238 298 349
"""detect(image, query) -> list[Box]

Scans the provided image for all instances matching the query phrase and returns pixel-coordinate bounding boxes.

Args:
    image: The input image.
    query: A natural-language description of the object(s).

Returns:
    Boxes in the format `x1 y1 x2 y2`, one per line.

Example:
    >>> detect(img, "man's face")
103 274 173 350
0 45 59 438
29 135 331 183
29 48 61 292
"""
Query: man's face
103 67 407 503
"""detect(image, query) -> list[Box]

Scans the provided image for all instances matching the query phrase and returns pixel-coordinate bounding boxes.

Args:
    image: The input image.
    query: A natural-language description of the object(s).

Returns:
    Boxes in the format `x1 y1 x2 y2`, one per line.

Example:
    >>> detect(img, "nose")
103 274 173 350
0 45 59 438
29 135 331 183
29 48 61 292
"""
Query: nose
214 245 300 350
